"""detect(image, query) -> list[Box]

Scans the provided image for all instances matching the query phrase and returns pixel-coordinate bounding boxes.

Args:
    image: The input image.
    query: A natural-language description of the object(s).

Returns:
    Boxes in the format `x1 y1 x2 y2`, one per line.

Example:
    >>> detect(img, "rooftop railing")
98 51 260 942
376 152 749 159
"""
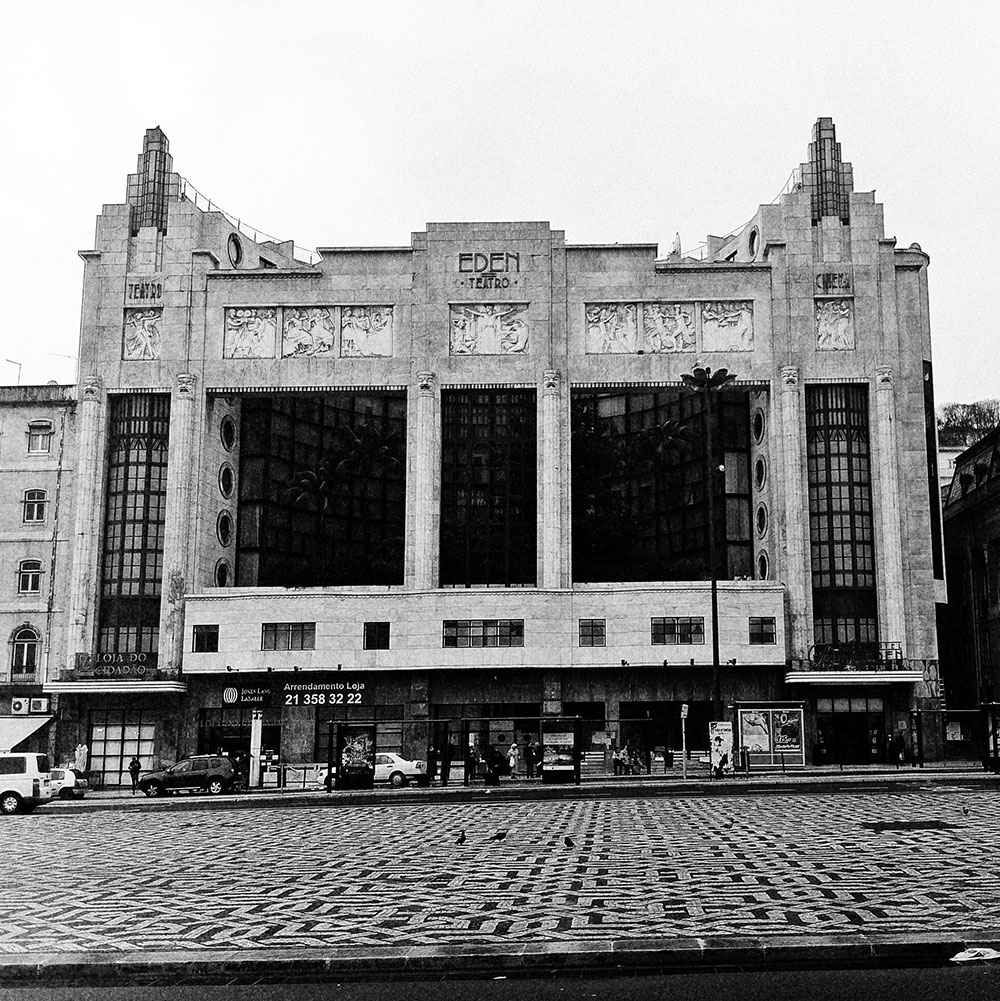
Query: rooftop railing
178 178 320 266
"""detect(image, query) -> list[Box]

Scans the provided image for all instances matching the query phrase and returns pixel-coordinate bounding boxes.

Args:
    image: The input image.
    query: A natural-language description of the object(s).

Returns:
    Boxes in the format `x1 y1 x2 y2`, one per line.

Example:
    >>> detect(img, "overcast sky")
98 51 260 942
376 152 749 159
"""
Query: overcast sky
2 1 997 404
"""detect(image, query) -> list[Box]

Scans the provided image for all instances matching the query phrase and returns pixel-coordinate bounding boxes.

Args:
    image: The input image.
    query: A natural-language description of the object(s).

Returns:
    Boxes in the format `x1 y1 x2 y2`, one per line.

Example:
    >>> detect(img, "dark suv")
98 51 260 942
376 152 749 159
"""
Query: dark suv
140 755 234 797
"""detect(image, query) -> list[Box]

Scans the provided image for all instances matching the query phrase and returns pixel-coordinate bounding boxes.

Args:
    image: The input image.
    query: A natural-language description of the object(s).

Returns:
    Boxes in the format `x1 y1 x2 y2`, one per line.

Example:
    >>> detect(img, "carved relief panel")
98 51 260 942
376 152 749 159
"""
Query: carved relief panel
342 306 393 357
281 307 336 357
815 299 855 350
642 303 696 353
449 303 529 354
701 301 754 352
585 304 637 353
224 308 276 358
122 308 162 360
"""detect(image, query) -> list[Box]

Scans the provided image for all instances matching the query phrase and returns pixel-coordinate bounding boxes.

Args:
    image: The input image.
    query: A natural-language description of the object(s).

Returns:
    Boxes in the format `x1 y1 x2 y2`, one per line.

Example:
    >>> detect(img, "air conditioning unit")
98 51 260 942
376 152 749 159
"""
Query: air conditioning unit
10 698 29 716
29 697 50 714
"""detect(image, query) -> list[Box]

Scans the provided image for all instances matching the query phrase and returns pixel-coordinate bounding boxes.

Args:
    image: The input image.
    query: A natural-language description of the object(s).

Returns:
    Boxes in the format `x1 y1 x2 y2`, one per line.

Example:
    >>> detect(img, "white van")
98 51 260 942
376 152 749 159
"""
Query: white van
0 753 52 815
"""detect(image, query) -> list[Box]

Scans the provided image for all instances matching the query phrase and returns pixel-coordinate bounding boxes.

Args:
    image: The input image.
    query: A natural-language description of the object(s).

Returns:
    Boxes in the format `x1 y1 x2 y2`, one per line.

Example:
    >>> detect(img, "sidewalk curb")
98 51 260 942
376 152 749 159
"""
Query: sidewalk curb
3 933 1000 984
43 769 1000 815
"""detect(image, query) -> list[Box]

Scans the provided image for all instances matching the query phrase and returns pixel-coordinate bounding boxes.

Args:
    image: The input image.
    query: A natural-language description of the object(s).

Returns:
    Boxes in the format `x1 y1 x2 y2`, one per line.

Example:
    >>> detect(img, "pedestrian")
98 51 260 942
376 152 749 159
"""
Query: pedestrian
524 738 537 779
507 739 520 778
427 743 439 783
127 755 142 795
612 746 622 776
485 743 502 786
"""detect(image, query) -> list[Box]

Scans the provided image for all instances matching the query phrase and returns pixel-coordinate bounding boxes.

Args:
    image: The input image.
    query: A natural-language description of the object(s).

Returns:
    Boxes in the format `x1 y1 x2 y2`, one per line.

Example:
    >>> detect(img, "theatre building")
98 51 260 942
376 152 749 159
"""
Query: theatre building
42 120 944 785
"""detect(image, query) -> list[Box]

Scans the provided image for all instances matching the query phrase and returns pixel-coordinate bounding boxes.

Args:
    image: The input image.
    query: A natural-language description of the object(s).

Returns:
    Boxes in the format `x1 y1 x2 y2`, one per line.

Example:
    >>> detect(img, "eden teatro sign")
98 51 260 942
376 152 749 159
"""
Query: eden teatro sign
458 251 521 290
126 280 164 302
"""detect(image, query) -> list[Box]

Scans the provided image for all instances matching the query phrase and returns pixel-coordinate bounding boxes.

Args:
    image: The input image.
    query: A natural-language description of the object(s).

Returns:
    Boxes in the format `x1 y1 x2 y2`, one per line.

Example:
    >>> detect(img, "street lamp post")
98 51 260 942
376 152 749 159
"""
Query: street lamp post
680 364 738 722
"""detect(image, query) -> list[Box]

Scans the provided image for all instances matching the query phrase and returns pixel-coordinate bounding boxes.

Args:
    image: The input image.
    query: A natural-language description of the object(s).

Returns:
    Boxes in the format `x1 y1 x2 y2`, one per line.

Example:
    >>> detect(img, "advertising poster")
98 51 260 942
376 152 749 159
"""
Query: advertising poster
772 710 803 753
336 724 375 789
709 721 734 776
738 710 771 754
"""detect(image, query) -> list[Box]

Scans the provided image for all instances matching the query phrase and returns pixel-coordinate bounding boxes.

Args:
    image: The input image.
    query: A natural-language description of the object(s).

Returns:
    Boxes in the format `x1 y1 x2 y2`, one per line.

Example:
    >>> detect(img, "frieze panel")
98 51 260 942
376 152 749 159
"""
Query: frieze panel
342 306 393 357
224 308 276 359
123 308 162 360
643 303 696 353
450 304 529 355
282 307 336 357
585 304 637 353
815 299 855 351
701 301 754 352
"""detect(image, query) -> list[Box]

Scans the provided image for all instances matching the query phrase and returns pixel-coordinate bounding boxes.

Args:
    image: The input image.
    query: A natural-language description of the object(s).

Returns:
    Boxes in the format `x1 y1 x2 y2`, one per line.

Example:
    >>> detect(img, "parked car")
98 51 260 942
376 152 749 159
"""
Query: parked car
0 752 52 815
50 767 88 800
317 752 427 789
140 755 234 797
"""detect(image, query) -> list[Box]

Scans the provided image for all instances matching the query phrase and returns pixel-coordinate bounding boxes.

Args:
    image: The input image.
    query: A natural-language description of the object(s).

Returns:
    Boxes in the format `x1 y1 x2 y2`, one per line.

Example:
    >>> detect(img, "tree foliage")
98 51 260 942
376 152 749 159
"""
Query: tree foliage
936 400 1000 448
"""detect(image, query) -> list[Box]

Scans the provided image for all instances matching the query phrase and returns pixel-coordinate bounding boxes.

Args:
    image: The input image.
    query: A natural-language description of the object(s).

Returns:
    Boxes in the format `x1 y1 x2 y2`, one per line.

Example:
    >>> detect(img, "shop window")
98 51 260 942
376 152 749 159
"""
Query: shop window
89 707 156 788
579 618 606 646
442 619 524 647
193 624 220 652
11 626 39 673
651 616 705 645
363 622 390 649
18 560 42 594
27 421 53 454
749 616 776 644
23 490 46 523
261 621 316 651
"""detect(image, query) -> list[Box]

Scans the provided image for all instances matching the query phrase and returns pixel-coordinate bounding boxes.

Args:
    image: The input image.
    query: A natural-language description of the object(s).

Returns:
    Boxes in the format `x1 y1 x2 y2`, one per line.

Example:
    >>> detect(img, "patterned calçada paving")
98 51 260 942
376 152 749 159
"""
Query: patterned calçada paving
0 789 997 954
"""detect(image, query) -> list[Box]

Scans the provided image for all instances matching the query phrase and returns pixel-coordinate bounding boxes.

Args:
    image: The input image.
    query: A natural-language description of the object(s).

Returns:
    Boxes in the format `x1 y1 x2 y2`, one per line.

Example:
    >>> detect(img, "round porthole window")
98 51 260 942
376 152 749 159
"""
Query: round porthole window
757 551 769 580
227 233 243 268
747 227 759 259
220 416 236 451
752 408 766 443
756 504 768 537
215 559 230 588
219 463 235 499
216 511 233 547
754 456 767 490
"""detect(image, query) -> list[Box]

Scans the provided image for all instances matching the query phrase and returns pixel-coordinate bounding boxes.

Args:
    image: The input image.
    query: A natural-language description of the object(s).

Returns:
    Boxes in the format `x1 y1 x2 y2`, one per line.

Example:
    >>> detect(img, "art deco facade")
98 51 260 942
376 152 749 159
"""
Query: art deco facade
1 120 946 782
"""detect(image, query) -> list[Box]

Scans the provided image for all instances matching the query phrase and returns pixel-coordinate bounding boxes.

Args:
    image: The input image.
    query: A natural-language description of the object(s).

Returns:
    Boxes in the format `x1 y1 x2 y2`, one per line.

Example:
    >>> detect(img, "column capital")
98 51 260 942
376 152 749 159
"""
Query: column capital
542 369 561 394
779 366 799 388
875 365 894 388
81 375 104 401
176 372 198 397
416 371 436 395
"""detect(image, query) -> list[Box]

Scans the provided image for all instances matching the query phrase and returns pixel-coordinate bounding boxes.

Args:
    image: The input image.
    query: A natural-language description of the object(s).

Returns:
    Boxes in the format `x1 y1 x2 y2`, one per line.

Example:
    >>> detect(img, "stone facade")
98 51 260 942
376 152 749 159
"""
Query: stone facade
3 120 946 780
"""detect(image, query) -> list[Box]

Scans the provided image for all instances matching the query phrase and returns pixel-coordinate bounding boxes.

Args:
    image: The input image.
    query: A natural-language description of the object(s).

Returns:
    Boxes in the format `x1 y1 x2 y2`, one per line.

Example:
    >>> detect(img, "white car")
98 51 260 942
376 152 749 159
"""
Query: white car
317 752 427 788
49 767 88 800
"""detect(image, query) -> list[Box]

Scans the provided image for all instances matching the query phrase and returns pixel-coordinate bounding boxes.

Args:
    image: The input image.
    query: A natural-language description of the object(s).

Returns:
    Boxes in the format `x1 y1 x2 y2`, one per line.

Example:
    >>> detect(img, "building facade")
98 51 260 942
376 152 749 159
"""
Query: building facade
941 427 1000 709
17 120 946 783
0 385 76 753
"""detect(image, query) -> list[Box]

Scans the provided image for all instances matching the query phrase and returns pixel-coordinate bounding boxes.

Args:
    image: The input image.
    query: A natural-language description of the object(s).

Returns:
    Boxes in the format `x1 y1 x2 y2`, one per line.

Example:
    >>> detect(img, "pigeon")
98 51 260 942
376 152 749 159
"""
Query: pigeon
564 836 575 848
962 804 970 817
489 830 508 842
456 830 467 845
723 818 735 830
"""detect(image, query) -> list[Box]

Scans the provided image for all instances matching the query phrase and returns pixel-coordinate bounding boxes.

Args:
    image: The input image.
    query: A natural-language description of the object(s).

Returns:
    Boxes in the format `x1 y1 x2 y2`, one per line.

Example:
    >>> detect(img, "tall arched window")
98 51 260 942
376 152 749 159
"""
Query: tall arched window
11 627 39 673
23 490 47 523
18 560 42 594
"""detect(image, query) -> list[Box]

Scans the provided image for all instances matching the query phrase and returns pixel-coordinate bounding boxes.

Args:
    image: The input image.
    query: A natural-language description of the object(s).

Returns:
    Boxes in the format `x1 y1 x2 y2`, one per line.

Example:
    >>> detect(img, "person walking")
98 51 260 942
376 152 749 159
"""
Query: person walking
524 739 537 779
507 739 520 778
127 755 142 795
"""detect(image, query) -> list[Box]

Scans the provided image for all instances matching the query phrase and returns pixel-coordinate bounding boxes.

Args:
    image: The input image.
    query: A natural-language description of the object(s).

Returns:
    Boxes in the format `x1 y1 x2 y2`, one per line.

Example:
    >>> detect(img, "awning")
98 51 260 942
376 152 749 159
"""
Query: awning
43 681 187 694
0 715 52 753
784 670 924 686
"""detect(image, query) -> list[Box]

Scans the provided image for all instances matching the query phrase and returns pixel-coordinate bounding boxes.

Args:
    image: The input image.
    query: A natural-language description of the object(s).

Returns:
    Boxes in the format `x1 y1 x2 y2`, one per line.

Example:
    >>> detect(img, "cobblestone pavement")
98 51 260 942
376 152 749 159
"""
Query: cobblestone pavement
1 786 998 956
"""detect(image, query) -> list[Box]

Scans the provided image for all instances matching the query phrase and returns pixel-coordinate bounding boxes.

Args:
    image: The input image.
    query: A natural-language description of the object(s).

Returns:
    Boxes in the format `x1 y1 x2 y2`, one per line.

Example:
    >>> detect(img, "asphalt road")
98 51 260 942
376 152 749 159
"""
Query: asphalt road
3 967 1000 1001
1 784 998 976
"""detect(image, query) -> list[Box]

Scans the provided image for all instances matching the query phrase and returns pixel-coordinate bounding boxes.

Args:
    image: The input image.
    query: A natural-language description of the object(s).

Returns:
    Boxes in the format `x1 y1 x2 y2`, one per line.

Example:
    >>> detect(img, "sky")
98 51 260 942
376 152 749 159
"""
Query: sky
1 1 997 403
